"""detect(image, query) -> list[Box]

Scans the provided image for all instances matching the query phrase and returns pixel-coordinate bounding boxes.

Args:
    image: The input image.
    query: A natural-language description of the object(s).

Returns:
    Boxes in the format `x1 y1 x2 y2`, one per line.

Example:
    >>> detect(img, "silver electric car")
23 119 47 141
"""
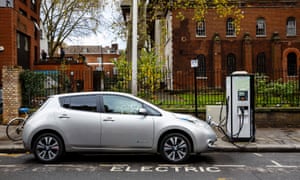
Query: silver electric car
22 92 217 163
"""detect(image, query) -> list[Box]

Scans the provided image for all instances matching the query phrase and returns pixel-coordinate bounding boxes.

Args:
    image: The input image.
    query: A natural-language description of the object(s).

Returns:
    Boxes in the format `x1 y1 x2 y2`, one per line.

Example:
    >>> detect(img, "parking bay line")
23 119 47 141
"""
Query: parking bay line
266 160 298 168
0 165 18 168
214 165 246 168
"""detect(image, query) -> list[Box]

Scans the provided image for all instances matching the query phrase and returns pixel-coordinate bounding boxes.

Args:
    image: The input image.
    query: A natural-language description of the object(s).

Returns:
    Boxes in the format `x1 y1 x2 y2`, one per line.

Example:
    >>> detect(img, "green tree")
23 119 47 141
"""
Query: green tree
138 48 164 96
20 70 46 107
113 49 164 96
112 52 132 92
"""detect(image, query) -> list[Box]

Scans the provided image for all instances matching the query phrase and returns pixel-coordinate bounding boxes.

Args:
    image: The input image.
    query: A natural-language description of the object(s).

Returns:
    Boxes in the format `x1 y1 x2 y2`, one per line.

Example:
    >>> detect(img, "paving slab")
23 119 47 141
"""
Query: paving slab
1 125 300 153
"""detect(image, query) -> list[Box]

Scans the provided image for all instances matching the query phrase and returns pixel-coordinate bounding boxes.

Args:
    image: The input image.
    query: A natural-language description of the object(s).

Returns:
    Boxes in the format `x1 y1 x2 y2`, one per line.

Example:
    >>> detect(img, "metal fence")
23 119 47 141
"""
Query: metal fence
21 69 300 108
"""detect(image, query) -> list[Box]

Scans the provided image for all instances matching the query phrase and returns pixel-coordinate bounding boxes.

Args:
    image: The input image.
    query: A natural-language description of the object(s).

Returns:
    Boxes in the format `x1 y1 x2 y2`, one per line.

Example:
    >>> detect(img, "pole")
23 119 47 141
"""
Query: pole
194 68 198 117
131 0 138 95
100 46 104 91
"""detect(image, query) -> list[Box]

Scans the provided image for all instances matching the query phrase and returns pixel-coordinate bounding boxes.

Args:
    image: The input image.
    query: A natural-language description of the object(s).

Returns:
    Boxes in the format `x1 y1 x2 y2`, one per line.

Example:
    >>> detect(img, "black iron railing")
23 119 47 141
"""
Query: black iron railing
21 69 300 108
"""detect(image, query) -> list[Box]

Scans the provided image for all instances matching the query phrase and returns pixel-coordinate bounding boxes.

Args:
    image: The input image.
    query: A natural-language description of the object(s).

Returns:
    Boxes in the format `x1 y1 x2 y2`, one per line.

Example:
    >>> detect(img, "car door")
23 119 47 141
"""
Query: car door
57 95 101 147
100 94 154 148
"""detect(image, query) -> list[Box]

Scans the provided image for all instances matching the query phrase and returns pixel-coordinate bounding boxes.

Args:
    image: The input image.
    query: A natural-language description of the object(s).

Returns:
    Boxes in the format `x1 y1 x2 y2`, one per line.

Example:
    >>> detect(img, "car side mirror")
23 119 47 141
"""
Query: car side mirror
138 108 148 115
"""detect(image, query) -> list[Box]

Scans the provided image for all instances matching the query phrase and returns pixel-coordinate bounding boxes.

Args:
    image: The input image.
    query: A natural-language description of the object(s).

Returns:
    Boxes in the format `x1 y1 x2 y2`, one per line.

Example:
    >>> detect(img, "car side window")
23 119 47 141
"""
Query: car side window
143 104 161 116
60 95 97 112
103 95 142 115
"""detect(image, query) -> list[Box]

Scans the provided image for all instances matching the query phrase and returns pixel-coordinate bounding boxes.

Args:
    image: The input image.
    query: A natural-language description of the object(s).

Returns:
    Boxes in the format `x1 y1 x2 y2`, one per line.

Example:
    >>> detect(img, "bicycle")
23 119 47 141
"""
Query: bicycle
6 107 30 141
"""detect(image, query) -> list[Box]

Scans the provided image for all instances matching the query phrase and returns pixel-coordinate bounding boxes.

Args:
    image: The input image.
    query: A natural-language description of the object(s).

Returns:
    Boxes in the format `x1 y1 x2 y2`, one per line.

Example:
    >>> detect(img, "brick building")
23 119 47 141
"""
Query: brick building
33 44 121 91
64 44 119 73
0 0 40 82
63 44 120 91
154 0 300 90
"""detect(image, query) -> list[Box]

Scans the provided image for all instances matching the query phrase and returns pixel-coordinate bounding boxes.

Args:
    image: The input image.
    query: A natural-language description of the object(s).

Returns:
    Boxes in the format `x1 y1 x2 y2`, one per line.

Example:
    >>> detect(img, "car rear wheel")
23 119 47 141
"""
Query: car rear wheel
160 133 191 163
33 133 64 163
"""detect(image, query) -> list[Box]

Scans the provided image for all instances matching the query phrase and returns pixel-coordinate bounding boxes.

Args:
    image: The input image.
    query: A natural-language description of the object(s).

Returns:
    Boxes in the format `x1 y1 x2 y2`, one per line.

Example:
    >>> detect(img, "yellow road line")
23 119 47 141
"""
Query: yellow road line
0 153 25 158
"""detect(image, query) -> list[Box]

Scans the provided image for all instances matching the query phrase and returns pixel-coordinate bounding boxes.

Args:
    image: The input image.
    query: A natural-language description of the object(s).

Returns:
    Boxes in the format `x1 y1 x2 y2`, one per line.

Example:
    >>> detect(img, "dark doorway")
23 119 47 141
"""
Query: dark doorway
93 71 102 91
17 32 30 69
287 52 297 76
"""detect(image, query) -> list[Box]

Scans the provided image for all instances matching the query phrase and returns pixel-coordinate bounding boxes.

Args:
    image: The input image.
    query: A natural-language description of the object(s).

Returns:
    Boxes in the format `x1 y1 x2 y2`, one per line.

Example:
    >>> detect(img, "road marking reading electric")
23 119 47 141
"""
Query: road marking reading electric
108 165 221 173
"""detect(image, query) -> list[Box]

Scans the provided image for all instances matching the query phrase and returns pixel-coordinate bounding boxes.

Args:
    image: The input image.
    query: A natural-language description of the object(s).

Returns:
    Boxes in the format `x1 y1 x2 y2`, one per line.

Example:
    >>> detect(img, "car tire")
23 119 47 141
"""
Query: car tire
33 133 64 163
160 133 191 163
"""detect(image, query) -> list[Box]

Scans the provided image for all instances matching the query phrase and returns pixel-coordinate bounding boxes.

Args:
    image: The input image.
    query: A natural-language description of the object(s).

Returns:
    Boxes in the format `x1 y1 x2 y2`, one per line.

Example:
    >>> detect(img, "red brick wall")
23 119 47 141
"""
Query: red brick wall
0 9 15 66
2 66 22 124
0 0 40 86
171 5 300 88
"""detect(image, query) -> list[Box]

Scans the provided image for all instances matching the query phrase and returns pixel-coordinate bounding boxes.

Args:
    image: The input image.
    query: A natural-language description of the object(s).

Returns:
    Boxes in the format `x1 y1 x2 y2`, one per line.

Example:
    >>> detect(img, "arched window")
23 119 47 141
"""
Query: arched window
226 18 236 36
227 53 236 75
196 20 206 37
256 17 266 36
287 17 296 36
196 54 206 77
256 52 266 74
287 52 297 76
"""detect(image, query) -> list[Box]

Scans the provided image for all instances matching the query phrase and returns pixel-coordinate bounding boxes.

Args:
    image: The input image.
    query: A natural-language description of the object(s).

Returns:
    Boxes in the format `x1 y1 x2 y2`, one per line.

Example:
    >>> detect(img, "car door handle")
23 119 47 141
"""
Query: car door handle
103 117 115 122
59 114 70 119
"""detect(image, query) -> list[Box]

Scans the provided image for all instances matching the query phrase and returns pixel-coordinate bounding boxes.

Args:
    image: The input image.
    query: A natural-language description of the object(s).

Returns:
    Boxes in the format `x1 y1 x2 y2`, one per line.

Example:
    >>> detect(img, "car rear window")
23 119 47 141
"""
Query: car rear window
59 95 97 112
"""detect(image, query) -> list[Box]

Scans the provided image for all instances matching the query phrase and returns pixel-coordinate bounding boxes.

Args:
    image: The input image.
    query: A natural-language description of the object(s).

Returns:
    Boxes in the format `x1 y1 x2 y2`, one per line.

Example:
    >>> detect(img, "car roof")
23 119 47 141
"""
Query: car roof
51 91 135 98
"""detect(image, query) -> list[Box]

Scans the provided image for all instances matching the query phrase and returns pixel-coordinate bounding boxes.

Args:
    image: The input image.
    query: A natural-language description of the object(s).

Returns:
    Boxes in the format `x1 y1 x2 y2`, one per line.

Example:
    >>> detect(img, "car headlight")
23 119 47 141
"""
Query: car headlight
174 113 206 126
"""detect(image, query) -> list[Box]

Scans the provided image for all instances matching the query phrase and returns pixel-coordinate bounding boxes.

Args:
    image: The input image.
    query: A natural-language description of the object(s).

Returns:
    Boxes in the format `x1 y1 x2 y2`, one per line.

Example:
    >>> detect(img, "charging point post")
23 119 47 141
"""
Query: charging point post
226 71 255 142
191 59 198 117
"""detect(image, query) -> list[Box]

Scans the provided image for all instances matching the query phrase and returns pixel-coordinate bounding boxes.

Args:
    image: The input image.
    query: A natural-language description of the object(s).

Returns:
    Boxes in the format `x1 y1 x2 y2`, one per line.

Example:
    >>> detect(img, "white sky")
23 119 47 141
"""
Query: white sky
67 33 126 49
65 1 127 50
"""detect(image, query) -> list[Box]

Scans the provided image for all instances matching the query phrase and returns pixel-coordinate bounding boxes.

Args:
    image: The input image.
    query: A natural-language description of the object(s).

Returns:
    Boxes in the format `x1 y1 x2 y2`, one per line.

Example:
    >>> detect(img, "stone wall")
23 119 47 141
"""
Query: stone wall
255 108 300 128
2 66 22 124
169 108 300 128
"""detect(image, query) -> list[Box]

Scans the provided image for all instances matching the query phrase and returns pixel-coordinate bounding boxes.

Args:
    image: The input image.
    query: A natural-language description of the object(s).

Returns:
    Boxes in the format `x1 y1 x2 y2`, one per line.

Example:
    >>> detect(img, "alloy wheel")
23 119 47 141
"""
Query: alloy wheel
33 133 64 163
161 133 190 163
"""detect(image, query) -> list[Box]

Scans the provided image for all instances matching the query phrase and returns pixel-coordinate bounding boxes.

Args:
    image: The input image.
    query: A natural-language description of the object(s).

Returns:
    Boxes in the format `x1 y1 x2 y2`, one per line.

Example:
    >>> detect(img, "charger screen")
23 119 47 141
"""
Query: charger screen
238 91 248 101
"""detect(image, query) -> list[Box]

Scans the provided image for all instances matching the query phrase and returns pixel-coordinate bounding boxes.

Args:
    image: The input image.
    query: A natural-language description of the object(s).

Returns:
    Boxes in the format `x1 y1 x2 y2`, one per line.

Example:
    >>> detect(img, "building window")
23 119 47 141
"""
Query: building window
256 18 266 37
32 18 39 40
256 52 266 74
17 33 20 49
31 0 37 12
227 53 236 75
226 18 236 37
287 52 297 76
196 54 206 77
24 37 29 51
19 8 27 17
196 20 206 37
287 17 296 36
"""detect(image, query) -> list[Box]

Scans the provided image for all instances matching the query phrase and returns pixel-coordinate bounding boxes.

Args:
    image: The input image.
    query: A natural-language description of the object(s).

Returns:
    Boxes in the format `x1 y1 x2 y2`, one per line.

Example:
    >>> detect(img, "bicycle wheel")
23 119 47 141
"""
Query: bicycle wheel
6 118 25 141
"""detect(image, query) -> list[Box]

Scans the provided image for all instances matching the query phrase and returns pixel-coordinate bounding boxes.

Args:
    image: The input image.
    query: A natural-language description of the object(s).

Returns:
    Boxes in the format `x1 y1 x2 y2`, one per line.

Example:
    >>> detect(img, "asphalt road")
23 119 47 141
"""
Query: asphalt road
0 152 299 180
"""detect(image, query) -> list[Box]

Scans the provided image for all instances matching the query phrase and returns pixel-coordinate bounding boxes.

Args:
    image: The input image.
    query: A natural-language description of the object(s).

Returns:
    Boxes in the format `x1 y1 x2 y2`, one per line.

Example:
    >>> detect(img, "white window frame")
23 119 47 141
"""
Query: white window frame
287 17 296 36
256 18 266 37
196 20 206 37
226 18 236 37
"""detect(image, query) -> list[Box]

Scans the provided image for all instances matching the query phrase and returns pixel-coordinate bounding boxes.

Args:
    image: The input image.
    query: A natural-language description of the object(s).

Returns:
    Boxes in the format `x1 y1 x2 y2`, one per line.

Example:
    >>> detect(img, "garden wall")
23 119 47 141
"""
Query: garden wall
255 108 300 128
170 107 300 128
1 66 22 124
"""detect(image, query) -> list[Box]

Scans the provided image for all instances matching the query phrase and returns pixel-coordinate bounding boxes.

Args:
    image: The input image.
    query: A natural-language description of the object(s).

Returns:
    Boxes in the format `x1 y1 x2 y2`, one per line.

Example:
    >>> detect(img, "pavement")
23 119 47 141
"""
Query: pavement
0 125 300 154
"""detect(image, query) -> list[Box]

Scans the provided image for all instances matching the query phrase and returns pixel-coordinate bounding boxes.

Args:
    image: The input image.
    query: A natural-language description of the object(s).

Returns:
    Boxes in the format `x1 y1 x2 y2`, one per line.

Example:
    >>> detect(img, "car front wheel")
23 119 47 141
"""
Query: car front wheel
33 133 64 163
160 133 191 163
